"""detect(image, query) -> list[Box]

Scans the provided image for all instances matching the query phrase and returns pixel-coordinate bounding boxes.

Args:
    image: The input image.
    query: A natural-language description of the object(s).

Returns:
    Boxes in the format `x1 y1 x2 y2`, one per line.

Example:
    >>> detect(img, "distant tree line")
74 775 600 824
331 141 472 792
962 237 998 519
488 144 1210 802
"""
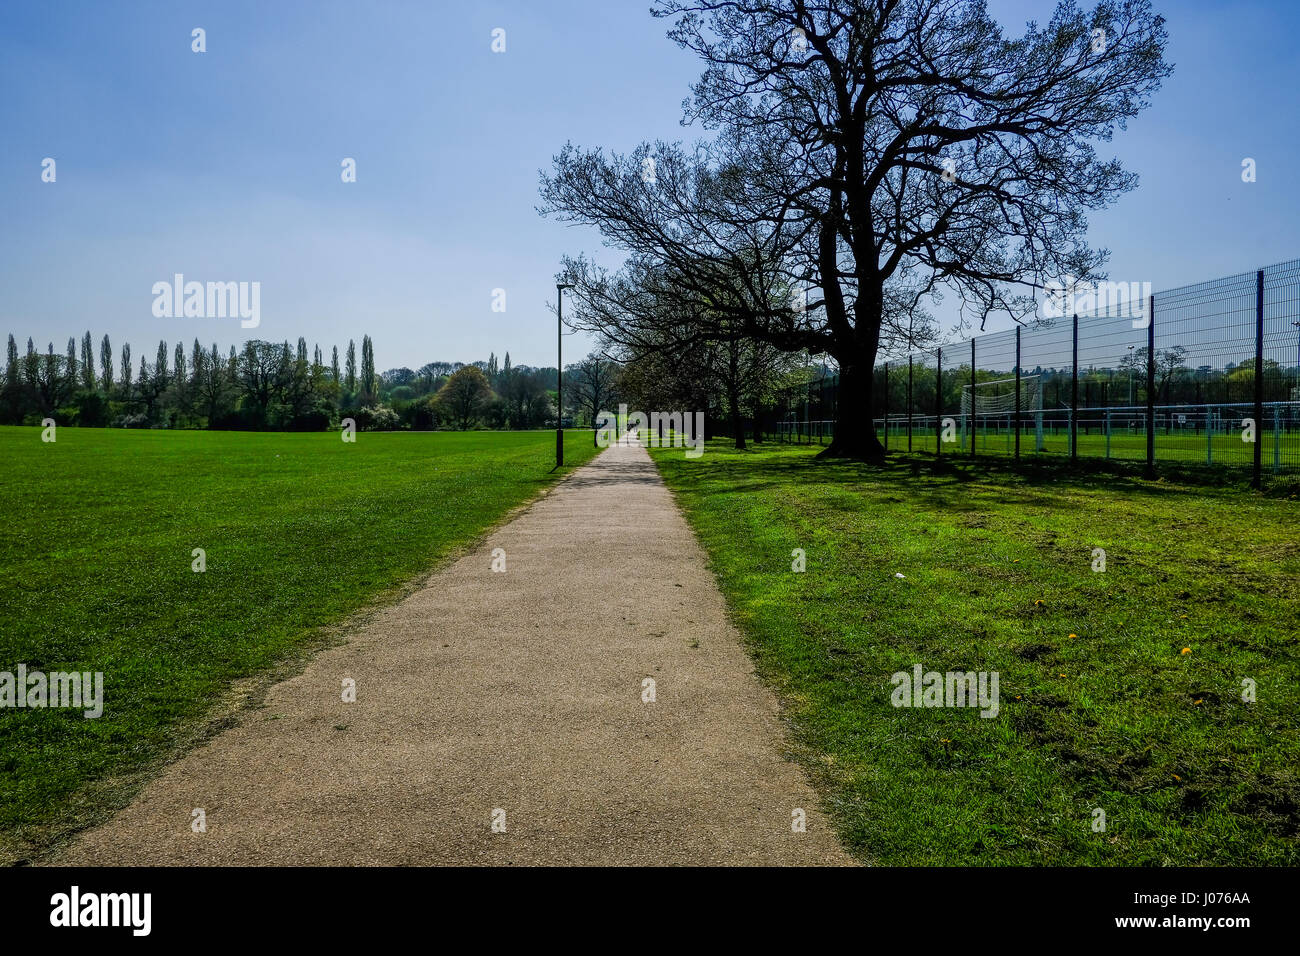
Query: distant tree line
0 331 623 432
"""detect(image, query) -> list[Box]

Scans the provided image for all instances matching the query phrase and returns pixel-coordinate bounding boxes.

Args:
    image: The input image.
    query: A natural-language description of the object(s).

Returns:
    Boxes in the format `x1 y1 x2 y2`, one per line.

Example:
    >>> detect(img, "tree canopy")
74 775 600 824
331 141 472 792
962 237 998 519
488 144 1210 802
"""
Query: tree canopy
541 0 1170 457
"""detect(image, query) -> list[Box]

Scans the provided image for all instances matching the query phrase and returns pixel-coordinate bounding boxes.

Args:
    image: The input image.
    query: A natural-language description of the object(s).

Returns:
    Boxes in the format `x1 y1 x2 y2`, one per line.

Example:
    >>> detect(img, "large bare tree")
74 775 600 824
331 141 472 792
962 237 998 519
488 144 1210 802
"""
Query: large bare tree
541 0 1169 458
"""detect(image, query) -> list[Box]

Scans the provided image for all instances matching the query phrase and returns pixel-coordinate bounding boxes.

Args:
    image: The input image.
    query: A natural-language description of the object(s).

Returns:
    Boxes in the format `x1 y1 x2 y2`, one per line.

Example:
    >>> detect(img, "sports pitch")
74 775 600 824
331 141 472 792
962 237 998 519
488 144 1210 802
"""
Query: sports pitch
879 424 1299 470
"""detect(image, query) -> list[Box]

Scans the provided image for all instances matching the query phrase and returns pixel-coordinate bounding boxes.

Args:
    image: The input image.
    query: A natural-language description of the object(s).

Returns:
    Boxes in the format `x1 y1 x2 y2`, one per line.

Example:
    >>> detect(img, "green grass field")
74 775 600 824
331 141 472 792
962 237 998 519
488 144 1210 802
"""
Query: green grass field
649 439 1300 865
871 422 1300 469
0 426 598 864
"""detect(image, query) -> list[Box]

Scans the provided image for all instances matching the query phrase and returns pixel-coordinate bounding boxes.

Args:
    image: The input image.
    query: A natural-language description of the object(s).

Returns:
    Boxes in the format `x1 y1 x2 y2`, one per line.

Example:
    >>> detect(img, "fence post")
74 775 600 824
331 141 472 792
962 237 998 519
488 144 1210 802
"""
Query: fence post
1105 410 1112 459
831 372 837 443
883 362 889 453
936 348 943 458
970 338 977 458
1146 293 1156 478
1071 312 1079 459
807 378 812 445
1253 269 1265 488
1274 404 1281 474
907 355 914 453
818 376 824 445
1014 327 1022 459
1207 408 1213 465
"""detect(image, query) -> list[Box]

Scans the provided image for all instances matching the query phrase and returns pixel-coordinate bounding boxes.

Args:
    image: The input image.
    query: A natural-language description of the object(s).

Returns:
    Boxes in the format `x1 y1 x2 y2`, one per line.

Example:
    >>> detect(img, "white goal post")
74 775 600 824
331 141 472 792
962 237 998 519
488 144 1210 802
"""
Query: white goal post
959 375 1045 451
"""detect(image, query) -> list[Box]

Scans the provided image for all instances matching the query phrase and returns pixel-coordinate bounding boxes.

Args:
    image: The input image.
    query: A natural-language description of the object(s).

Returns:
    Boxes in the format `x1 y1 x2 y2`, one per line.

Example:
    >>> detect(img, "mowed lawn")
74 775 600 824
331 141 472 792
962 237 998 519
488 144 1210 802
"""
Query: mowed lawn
0 426 599 864
877 423 1299 467
649 440 1300 865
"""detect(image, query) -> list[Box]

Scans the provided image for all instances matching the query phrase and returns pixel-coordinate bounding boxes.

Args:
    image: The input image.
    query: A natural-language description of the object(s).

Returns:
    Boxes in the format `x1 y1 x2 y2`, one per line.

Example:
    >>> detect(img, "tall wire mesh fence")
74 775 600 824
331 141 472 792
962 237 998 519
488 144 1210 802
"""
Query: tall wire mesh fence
776 258 1300 485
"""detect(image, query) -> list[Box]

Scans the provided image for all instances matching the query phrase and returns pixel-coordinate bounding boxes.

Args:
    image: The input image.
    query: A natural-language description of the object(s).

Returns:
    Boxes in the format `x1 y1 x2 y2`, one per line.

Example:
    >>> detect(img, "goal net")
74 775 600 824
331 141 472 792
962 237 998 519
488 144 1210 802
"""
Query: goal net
960 375 1044 451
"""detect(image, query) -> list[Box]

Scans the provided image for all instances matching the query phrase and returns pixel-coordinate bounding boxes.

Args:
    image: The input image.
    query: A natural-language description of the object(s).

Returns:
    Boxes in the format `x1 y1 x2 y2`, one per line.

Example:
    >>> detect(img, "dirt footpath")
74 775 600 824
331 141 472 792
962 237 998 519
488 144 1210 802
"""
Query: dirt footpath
55 441 853 865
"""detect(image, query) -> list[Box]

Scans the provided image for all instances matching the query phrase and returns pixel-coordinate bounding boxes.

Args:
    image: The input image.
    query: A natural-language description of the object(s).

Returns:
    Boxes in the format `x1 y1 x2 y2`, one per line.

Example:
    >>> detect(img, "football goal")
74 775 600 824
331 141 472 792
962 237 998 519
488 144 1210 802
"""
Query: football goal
960 375 1045 452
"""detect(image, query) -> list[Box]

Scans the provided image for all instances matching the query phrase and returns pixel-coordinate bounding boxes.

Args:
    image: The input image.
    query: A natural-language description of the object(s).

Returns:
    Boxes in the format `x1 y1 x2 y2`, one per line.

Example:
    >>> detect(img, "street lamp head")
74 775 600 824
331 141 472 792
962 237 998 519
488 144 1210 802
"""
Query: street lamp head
557 283 575 292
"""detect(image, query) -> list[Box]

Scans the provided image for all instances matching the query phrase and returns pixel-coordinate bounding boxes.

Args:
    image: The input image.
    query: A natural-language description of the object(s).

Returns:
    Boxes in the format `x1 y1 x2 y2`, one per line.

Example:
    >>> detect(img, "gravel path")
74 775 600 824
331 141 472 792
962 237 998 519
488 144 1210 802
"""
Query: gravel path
55 441 852 865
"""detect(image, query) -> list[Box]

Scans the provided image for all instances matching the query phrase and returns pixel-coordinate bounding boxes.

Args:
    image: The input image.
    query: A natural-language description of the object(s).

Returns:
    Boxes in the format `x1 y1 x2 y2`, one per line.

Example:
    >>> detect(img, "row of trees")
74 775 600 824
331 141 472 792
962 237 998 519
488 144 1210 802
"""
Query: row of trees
382 352 563 431
0 331 650 432
604 331 805 447
1 332 385 429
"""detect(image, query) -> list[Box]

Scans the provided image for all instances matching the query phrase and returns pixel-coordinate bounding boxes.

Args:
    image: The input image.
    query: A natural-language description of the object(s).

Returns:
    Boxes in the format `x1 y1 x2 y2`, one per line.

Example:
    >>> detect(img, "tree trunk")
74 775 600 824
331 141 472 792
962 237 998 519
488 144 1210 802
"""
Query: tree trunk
726 337 746 449
730 406 746 449
821 360 884 460
727 383 746 449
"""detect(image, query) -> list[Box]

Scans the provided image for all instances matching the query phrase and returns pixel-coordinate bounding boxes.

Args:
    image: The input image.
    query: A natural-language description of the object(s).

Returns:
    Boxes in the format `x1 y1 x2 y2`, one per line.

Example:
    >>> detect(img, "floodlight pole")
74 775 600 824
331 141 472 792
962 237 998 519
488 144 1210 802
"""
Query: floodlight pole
1127 345 1135 405
556 283 574 468
935 348 942 458
1146 294 1156 478
1071 313 1079 459
1252 271 1264 489
1014 326 1021 460
970 338 977 458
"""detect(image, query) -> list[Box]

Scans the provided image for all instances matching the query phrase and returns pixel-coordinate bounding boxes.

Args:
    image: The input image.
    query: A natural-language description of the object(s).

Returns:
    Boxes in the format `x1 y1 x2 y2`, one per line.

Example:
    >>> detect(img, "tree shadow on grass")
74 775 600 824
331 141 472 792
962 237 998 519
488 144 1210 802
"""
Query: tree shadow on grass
658 445 1260 513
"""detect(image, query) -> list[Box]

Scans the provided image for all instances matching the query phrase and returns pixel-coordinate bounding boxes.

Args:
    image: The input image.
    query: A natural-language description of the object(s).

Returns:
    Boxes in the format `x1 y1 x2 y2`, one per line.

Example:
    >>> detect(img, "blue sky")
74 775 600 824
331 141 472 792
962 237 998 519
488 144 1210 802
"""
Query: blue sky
2 0 1298 371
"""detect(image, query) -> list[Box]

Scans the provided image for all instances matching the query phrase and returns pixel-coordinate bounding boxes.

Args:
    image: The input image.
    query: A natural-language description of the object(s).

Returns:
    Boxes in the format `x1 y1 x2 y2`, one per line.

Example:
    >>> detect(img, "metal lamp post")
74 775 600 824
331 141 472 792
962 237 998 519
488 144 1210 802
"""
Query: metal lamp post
556 283 574 467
